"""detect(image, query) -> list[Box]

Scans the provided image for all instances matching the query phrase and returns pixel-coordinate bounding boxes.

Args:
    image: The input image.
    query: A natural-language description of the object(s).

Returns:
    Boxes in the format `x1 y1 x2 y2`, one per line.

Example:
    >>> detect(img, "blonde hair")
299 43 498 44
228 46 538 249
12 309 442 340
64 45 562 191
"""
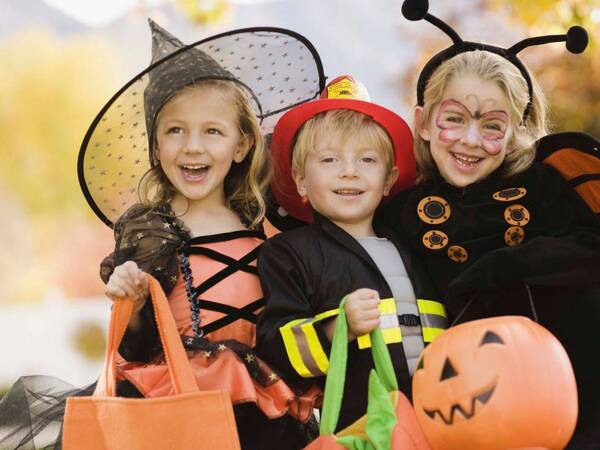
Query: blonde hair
291 109 395 176
138 79 271 229
414 50 548 183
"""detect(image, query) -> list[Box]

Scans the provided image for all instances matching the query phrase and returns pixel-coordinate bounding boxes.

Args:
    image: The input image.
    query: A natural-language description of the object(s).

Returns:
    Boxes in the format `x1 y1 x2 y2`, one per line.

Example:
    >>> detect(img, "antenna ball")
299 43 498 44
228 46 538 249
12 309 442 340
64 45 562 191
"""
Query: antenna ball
402 0 429 21
566 26 588 54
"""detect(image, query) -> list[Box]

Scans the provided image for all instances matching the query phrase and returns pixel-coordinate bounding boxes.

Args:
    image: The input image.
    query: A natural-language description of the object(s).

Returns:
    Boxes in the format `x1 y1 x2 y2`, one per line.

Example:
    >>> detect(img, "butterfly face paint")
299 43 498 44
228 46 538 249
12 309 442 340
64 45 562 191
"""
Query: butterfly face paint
436 97 508 154
421 74 513 187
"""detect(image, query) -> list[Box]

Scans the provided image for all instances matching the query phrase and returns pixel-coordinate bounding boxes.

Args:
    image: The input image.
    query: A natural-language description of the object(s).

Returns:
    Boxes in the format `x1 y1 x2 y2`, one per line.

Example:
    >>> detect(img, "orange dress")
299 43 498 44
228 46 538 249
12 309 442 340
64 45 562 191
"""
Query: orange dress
117 231 318 421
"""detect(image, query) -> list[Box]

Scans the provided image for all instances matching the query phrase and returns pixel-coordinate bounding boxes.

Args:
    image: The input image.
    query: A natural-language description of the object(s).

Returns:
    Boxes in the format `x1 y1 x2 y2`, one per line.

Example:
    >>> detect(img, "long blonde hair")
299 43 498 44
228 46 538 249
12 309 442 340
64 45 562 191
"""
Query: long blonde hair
414 50 548 183
138 79 271 229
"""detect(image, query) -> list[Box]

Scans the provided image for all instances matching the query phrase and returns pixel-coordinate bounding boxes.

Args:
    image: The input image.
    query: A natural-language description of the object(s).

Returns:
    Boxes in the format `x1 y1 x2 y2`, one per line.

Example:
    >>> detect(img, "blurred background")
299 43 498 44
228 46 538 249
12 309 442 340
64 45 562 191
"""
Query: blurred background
0 0 598 393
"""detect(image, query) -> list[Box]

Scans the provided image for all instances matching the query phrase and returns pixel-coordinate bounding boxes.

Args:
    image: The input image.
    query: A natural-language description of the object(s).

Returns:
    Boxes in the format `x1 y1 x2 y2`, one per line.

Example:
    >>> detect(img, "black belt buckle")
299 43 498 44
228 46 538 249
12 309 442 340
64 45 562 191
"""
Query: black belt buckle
398 314 421 327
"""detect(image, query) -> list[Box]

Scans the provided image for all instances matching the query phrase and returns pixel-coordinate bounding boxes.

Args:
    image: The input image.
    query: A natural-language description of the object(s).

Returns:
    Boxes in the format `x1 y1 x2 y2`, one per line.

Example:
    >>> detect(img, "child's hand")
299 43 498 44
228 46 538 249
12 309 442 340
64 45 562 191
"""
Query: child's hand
105 261 149 314
344 288 381 340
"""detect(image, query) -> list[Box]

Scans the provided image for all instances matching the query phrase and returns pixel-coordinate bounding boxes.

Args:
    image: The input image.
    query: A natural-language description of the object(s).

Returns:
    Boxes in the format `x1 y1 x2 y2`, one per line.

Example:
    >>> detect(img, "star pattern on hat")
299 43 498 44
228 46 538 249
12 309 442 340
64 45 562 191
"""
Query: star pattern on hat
81 25 324 226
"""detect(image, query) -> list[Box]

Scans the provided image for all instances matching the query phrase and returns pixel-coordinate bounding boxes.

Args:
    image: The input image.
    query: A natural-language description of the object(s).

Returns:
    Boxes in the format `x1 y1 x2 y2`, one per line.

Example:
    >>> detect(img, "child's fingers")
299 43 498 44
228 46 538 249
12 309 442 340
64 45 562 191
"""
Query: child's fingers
108 277 139 300
105 284 127 299
122 261 142 285
358 307 380 321
139 271 149 291
352 288 380 300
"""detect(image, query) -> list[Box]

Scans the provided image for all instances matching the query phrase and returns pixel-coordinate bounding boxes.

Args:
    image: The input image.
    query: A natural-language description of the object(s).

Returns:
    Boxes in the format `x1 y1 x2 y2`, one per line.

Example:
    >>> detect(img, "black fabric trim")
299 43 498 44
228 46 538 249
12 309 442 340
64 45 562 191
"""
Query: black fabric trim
198 299 265 334
569 174 600 188
184 229 265 245
184 246 259 275
535 132 600 161
192 247 260 296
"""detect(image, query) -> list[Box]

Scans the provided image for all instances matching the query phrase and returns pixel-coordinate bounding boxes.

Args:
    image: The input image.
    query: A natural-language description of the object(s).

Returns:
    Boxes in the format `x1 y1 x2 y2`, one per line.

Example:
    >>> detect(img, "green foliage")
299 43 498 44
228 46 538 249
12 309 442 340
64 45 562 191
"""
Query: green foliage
0 28 124 220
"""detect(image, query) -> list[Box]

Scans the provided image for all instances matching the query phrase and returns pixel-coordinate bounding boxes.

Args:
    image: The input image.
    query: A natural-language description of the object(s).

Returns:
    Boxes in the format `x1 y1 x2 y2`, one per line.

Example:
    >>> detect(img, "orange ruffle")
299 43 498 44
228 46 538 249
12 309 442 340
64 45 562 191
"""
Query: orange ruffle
118 347 321 422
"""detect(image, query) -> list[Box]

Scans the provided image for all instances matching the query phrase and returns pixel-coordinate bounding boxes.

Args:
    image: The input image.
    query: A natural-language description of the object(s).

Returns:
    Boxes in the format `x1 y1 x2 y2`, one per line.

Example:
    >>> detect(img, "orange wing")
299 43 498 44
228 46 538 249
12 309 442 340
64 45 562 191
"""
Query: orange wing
536 132 600 214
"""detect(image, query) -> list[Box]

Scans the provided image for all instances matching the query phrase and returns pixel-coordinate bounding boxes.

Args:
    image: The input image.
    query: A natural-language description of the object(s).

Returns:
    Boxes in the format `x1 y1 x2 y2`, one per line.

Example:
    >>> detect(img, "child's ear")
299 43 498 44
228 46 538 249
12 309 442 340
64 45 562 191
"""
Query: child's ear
414 106 431 142
233 135 253 163
383 167 399 196
292 168 308 198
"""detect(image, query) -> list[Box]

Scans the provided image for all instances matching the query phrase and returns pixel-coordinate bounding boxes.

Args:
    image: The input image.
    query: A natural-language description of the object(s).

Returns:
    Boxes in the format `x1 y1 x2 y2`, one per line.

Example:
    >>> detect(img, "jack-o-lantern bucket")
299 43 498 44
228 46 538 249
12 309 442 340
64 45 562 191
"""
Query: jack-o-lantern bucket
412 316 577 450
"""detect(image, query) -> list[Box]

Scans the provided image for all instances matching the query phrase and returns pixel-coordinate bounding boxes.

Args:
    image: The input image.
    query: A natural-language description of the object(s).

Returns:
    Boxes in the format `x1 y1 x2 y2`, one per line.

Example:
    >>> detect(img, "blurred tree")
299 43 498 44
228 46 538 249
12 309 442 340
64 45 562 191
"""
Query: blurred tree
72 320 106 361
488 0 600 136
0 29 124 220
397 0 600 136
0 29 124 302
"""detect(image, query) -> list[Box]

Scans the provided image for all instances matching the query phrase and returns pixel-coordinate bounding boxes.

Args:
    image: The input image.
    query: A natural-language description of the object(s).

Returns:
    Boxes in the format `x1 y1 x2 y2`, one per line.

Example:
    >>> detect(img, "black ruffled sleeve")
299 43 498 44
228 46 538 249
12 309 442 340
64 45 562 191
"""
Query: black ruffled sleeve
100 204 190 361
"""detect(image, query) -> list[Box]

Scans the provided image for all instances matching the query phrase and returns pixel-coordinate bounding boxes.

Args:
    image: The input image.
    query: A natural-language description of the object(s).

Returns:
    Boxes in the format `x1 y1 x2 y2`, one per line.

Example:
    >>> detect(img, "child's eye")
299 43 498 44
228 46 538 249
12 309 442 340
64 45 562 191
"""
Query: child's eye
166 126 183 134
483 122 502 131
206 128 223 135
321 157 338 163
360 156 377 163
445 116 464 124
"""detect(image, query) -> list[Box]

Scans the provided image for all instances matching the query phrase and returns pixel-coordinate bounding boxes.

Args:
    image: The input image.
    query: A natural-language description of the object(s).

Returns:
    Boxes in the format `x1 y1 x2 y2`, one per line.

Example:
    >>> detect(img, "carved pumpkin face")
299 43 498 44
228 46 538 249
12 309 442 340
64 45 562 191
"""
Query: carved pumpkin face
412 316 577 450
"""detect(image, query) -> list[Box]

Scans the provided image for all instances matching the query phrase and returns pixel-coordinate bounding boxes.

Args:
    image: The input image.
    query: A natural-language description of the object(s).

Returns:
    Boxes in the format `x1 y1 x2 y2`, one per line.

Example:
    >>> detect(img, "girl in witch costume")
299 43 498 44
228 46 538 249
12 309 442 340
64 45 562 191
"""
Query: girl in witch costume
0 20 325 450
257 75 446 431
380 1 600 448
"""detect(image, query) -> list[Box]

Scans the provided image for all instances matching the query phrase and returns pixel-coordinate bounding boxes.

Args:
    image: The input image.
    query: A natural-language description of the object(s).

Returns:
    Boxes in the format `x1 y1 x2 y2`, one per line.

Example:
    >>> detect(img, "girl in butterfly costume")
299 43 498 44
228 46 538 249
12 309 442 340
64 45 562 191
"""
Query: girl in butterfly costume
381 1 600 447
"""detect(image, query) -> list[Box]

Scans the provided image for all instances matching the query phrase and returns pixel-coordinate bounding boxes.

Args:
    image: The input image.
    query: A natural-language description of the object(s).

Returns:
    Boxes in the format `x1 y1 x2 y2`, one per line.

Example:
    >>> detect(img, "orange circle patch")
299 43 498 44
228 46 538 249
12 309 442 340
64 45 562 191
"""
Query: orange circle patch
422 230 449 250
447 245 468 263
493 187 527 202
504 204 530 226
417 196 451 225
505 226 525 246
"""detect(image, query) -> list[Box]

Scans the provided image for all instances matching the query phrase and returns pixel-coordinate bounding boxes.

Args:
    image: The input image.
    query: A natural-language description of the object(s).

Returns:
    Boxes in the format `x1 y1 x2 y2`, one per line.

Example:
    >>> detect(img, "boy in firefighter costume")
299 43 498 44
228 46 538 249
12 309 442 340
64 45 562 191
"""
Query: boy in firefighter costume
257 75 445 430
381 1 600 447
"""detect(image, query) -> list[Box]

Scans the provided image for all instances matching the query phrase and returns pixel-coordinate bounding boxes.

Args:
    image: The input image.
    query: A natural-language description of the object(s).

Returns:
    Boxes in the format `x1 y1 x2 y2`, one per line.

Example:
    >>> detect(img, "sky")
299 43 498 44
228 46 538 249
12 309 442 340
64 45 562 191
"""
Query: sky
43 0 161 26
43 0 282 27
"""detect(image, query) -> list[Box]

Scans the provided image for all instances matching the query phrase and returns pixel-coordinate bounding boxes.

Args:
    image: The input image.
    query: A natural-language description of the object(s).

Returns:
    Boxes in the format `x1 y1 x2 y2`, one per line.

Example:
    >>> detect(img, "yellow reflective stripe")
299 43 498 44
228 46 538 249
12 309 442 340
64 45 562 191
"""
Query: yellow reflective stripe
301 322 329 374
279 319 312 377
417 299 447 317
357 327 402 349
314 308 339 322
422 327 445 342
383 327 402 344
379 298 397 315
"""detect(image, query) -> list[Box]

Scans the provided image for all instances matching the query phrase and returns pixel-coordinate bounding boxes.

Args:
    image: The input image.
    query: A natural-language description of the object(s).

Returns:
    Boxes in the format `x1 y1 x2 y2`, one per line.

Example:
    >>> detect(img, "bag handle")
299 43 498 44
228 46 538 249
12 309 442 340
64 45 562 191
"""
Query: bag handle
95 275 198 397
319 296 399 435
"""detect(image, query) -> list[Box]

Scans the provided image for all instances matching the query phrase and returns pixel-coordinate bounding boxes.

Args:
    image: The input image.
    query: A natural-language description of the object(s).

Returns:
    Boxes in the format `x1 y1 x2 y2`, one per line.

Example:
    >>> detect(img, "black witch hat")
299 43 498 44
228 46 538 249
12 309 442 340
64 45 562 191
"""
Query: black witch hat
402 0 589 121
78 19 325 227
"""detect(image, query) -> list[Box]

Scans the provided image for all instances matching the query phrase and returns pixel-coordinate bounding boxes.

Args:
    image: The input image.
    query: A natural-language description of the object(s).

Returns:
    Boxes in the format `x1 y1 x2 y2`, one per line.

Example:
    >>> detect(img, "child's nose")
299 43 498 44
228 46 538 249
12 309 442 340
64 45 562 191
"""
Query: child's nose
184 133 204 153
340 160 358 177
460 123 483 148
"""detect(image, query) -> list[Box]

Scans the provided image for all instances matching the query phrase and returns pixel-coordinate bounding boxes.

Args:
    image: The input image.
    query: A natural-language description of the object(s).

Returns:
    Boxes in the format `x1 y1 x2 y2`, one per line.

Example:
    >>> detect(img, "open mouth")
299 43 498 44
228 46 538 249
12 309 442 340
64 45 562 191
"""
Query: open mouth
423 383 496 425
451 152 483 168
180 164 210 180
333 189 364 197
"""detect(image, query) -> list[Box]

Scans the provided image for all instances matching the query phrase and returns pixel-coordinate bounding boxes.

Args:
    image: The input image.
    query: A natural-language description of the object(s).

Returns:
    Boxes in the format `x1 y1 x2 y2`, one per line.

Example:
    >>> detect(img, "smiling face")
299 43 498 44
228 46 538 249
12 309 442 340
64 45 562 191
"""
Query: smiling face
155 84 250 209
412 316 578 450
293 128 398 237
417 74 512 187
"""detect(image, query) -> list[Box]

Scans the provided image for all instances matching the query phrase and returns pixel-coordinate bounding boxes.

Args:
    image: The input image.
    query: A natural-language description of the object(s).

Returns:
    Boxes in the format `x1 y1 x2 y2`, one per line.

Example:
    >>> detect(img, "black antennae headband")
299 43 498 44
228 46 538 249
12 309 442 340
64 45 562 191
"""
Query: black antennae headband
402 0 589 121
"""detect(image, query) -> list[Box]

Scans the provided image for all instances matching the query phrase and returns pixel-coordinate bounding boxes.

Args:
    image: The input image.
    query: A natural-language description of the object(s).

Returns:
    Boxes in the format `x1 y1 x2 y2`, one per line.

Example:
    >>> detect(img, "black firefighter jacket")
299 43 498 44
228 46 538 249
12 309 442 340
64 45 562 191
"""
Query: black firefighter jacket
256 212 443 430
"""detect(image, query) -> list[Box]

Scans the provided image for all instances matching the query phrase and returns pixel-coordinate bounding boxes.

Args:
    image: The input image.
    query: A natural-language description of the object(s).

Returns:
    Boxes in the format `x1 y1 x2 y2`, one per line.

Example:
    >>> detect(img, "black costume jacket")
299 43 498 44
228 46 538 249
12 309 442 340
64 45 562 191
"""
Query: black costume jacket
256 212 443 430
381 162 600 449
